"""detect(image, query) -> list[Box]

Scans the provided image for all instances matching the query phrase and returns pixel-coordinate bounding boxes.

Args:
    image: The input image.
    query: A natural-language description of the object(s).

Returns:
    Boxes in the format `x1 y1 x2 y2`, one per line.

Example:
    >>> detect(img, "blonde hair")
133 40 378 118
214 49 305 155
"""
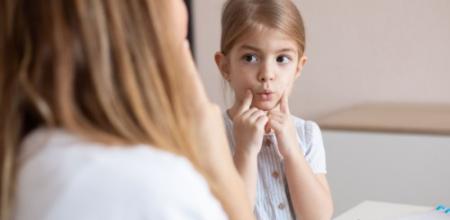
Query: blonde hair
0 0 217 219
220 0 306 56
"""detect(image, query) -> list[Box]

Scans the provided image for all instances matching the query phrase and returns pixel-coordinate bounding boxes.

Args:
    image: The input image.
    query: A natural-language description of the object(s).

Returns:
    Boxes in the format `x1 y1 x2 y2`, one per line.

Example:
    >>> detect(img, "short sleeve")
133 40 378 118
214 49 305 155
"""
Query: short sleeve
223 111 237 154
303 121 327 173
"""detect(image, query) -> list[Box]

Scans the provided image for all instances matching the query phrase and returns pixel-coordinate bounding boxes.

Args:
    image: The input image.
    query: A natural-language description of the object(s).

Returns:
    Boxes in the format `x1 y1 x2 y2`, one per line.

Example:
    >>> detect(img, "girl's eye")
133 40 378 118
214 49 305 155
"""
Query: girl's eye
276 55 291 64
242 54 258 63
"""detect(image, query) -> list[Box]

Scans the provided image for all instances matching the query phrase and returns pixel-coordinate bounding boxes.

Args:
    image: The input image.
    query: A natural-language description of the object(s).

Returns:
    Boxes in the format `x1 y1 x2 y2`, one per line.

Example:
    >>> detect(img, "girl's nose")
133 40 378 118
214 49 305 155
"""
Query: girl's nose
258 64 275 82
259 75 274 82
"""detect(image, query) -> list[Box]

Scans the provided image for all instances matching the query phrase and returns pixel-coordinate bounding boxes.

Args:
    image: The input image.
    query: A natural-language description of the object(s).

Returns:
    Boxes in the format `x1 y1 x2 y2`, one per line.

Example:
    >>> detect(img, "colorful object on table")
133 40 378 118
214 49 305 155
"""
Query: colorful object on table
435 204 450 215
395 204 450 219
436 205 446 211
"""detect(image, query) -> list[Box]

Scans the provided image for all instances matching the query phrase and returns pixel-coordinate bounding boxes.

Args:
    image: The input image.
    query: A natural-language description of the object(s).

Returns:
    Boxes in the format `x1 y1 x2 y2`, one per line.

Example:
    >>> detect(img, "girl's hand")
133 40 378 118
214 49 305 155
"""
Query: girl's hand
232 90 269 157
267 93 301 159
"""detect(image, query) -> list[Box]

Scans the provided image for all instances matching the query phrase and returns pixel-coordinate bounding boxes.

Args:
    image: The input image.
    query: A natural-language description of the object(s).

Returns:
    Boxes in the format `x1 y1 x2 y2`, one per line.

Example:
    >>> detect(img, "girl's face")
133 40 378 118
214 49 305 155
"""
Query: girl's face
216 28 307 111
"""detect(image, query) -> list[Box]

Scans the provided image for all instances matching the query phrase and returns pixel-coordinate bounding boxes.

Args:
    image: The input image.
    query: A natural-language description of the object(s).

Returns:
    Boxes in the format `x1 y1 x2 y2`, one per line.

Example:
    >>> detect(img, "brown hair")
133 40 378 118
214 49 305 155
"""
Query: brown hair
0 0 217 219
220 0 306 56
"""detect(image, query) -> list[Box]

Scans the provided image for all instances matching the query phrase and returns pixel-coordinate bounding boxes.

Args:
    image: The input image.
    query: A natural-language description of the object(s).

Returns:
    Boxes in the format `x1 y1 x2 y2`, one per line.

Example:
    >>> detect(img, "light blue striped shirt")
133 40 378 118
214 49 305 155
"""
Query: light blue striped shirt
223 112 327 220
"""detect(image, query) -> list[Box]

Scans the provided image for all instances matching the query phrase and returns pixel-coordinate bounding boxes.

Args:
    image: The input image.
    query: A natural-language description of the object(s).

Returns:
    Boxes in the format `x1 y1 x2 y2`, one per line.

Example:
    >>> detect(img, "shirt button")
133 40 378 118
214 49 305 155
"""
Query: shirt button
278 202 286 210
264 138 271 146
271 171 279 179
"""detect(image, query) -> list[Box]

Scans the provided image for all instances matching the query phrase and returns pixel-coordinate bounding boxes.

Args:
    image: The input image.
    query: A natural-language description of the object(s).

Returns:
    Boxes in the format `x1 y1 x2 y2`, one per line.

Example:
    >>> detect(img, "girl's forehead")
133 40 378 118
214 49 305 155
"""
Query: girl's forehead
233 28 298 52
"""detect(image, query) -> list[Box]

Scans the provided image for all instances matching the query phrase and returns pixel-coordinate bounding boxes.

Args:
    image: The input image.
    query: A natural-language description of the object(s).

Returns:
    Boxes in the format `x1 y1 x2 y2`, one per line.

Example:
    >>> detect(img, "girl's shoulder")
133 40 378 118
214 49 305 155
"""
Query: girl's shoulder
16 128 226 220
291 115 323 147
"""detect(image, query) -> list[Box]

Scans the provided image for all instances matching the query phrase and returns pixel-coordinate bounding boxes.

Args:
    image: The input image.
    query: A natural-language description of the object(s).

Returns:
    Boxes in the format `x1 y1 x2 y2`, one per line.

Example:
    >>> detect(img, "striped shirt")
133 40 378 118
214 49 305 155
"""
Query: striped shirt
223 112 327 220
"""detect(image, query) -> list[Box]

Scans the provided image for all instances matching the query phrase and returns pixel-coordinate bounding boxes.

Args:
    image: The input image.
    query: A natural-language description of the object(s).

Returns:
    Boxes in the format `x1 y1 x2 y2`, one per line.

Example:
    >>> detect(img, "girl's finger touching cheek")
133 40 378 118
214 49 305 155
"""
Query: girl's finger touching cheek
237 90 253 116
280 92 290 114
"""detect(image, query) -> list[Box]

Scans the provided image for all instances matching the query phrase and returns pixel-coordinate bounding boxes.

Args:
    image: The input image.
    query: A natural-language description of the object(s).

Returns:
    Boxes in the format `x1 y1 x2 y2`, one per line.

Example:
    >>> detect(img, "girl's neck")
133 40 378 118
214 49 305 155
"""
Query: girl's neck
226 103 240 121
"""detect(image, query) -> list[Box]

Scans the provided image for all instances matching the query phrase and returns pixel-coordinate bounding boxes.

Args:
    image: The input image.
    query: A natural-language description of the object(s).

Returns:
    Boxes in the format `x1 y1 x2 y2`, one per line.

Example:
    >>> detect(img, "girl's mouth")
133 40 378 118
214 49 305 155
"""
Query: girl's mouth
257 91 274 101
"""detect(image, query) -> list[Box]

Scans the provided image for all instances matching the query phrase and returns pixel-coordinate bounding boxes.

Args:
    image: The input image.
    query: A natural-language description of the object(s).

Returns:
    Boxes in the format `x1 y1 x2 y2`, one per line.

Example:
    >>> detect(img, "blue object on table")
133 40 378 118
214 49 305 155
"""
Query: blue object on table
435 204 450 215
436 205 446 211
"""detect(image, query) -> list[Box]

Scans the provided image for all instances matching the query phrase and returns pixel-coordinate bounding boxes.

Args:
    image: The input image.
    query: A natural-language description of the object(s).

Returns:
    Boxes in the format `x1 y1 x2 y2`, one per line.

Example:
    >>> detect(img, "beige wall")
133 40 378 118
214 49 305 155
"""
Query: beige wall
193 0 450 120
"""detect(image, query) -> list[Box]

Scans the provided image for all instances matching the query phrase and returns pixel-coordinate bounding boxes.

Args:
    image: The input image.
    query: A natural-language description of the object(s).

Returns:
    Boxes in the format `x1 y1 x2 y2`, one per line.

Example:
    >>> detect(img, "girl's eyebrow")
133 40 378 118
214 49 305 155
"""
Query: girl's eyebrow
239 44 296 53
276 48 296 53
240 44 262 52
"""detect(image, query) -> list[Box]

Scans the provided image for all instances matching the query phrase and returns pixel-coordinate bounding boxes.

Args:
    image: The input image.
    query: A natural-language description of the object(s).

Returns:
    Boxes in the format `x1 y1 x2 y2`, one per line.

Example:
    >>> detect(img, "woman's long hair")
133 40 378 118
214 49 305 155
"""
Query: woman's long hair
0 1 214 218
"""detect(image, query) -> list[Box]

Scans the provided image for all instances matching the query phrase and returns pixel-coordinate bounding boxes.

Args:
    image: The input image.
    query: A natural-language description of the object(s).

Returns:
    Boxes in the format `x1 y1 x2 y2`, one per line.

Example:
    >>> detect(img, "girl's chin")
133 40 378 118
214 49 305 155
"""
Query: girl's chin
252 101 278 111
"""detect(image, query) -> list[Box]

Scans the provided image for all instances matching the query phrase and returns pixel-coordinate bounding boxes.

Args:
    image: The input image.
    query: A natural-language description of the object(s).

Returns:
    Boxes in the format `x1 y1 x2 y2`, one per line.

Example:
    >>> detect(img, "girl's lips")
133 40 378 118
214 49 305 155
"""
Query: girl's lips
257 92 274 101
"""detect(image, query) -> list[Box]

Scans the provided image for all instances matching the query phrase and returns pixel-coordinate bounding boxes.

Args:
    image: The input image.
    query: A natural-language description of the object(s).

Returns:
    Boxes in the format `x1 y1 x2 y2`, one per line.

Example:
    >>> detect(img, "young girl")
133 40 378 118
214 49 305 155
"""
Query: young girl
215 0 334 219
0 0 254 220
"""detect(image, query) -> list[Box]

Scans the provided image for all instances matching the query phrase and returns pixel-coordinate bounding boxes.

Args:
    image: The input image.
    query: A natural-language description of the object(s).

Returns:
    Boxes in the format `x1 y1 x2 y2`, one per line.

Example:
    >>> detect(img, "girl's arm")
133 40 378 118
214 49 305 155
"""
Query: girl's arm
229 91 268 208
233 145 259 208
268 94 333 220
283 149 333 220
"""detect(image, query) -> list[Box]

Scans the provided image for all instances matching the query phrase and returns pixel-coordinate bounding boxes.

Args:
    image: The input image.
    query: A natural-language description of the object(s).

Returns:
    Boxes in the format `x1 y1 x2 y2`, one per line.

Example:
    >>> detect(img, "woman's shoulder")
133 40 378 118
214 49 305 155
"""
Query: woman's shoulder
18 128 200 183
15 128 227 220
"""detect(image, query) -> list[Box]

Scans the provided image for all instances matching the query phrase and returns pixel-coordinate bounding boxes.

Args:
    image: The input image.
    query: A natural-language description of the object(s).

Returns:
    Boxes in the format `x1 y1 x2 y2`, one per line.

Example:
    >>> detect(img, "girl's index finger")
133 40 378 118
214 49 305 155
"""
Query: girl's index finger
237 90 253 115
280 92 290 114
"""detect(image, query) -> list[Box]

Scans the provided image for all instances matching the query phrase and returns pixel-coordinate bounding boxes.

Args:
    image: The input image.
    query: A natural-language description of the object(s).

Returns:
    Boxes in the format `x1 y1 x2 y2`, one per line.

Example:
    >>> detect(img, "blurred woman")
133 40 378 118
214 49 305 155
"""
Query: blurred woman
0 0 254 219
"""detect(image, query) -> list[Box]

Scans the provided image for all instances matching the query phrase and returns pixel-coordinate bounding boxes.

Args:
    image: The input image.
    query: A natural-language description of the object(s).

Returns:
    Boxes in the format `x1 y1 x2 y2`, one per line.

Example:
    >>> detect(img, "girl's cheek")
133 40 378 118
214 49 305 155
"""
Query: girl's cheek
236 65 254 74
235 80 251 91
277 76 293 92
229 79 247 92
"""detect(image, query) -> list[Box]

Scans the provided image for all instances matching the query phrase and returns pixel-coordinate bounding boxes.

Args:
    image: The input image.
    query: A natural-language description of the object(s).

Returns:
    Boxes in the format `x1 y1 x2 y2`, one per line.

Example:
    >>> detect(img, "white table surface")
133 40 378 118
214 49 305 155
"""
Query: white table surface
334 200 434 220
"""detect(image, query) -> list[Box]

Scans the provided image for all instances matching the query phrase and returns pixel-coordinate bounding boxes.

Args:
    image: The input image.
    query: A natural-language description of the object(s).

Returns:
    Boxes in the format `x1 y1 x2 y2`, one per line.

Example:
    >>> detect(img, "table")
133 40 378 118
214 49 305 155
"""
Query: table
317 103 450 214
317 103 450 135
334 200 433 220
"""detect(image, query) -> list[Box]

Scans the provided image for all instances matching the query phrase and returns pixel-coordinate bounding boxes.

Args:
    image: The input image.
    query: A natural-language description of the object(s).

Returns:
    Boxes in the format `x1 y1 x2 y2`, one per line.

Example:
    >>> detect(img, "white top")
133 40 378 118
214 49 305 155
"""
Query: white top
14 128 228 220
223 112 327 220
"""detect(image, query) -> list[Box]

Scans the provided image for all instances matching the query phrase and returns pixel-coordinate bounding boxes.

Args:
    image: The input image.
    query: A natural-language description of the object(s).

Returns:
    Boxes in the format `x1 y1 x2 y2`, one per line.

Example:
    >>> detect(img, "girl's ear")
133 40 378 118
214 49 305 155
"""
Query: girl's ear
215 52 230 81
295 55 308 79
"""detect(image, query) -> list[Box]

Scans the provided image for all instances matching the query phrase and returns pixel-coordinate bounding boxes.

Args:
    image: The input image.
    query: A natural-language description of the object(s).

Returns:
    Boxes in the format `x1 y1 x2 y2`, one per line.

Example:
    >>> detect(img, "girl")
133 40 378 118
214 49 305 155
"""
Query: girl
0 0 254 220
214 0 334 219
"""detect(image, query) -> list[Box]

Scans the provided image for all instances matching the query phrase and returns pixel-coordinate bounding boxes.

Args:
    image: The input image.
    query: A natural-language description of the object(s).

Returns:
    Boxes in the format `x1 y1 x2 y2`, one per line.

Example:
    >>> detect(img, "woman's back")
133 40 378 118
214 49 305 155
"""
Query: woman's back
1 0 254 219
15 128 227 220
